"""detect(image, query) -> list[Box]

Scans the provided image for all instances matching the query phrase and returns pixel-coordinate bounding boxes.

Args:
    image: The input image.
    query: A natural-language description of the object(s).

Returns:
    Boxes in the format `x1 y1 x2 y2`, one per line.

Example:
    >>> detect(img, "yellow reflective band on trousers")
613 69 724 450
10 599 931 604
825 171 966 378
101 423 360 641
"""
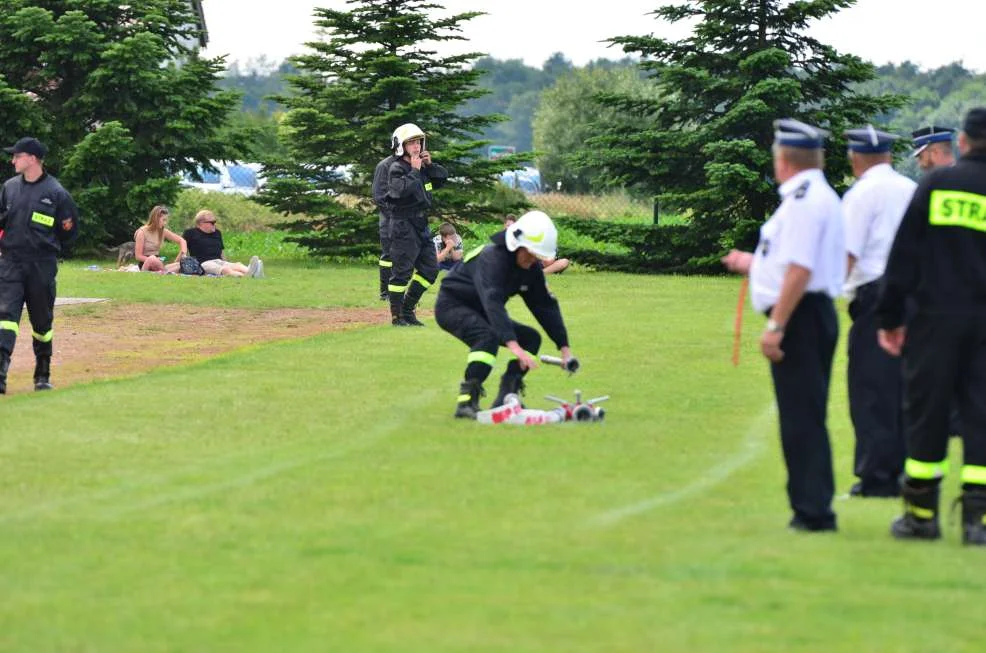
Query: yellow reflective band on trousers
457 394 471 403
411 273 431 289
905 457 949 480
467 351 496 366
32 329 53 343
0 320 19 334
388 283 408 293
929 190 986 232
379 259 393 268
907 504 935 519
961 465 986 485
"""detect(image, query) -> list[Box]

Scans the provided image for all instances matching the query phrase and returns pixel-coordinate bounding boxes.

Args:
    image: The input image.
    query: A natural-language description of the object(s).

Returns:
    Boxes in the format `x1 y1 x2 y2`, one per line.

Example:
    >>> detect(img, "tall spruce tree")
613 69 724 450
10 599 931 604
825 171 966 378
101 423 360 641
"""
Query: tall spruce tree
0 0 247 248
583 0 905 257
259 0 528 258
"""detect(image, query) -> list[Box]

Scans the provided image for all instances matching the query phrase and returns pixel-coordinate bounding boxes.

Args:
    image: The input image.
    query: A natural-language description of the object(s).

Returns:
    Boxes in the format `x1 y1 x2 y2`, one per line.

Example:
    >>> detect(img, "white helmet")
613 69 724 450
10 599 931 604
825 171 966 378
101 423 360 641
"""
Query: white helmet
505 210 558 259
391 123 426 156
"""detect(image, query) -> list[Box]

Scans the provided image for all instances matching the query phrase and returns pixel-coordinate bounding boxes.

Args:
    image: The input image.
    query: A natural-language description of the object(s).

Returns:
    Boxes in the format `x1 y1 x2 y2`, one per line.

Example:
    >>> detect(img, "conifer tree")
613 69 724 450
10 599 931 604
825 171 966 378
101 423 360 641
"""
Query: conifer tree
0 0 246 247
259 0 527 257
584 0 905 256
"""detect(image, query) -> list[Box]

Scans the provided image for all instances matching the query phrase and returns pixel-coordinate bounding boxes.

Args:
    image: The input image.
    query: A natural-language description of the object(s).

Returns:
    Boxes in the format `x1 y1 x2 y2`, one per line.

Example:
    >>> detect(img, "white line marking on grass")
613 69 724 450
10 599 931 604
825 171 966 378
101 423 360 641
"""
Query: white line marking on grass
0 389 440 523
586 402 776 528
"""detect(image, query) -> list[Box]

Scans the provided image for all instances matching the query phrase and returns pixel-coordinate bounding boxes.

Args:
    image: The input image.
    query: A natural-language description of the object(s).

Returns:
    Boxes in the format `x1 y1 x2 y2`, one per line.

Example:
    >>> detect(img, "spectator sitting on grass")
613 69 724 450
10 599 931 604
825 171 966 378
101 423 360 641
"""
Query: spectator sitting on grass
503 214 570 274
135 205 187 273
182 210 263 278
433 222 463 271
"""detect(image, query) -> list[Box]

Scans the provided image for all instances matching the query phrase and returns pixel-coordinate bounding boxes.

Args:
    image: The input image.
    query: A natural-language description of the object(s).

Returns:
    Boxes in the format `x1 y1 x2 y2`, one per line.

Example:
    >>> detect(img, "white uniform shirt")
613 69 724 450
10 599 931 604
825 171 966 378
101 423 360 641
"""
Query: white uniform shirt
842 162 917 297
750 168 845 313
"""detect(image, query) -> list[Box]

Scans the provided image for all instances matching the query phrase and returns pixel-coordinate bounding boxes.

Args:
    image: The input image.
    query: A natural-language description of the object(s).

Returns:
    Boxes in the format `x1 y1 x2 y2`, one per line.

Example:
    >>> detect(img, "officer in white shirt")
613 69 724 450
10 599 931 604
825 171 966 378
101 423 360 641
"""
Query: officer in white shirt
722 119 844 532
843 126 918 498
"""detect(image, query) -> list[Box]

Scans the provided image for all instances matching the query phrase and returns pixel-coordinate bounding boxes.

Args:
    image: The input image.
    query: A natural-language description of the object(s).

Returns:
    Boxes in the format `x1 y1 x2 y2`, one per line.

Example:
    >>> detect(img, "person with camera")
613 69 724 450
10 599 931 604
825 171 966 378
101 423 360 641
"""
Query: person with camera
384 123 448 326
0 137 79 394
433 222 463 272
181 210 262 278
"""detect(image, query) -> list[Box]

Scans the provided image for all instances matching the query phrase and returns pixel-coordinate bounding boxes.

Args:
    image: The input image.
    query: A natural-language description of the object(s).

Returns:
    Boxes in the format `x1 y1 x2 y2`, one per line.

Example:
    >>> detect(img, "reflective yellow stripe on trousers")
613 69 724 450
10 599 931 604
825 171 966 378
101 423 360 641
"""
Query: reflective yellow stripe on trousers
0 320 19 334
961 465 986 485
33 329 53 343
905 458 949 480
467 351 496 366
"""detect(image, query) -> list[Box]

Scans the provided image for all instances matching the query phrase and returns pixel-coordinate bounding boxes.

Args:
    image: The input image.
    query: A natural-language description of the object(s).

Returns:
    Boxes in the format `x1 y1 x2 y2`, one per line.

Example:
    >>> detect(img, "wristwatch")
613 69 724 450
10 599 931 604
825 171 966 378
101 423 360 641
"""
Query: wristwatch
765 318 785 334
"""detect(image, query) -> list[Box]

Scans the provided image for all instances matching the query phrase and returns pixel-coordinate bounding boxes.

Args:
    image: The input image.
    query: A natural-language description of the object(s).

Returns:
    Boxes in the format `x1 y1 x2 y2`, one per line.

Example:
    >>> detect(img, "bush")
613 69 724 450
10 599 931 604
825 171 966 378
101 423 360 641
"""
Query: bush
171 189 293 232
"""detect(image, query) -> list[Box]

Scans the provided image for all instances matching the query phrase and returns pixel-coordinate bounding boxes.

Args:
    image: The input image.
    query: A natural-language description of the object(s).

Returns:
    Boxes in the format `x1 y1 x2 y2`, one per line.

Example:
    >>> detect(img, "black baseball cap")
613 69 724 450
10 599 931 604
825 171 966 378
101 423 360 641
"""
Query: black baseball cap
962 108 986 140
3 137 47 159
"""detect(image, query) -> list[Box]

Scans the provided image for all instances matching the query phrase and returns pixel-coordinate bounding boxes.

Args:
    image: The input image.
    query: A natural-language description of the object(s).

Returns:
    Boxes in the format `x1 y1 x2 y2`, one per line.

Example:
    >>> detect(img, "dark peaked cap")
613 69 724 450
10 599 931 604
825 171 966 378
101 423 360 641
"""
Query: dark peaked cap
911 125 954 156
845 125 899 153
774 119 828 149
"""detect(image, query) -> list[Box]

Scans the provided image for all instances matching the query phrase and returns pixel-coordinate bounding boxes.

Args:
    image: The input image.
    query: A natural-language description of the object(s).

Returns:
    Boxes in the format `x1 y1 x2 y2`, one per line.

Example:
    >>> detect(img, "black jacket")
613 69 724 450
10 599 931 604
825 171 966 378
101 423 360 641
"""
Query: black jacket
0 173 79 259
439 230 569 348
386 157 448 229
877 152 986 328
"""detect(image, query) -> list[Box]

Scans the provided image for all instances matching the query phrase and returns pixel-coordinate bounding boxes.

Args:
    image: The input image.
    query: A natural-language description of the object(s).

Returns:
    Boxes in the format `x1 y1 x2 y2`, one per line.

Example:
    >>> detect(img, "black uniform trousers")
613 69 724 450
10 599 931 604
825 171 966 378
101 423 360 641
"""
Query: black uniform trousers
434 292 542 385
0 256 57 359
769 293 838 529
388 217 438 317
378 213 392 296
847 280 905 492
901 312 986 486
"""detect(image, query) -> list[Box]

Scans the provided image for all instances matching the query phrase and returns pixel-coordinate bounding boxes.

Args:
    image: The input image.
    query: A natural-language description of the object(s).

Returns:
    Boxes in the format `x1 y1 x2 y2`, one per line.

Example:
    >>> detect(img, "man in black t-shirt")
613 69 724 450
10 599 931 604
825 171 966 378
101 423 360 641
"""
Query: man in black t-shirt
182 210 262 278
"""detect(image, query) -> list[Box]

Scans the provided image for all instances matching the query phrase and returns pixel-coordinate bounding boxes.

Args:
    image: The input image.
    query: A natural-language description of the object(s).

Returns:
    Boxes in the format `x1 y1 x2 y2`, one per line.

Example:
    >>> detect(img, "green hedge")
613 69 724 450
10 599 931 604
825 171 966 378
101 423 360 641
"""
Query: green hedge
555 217 722 274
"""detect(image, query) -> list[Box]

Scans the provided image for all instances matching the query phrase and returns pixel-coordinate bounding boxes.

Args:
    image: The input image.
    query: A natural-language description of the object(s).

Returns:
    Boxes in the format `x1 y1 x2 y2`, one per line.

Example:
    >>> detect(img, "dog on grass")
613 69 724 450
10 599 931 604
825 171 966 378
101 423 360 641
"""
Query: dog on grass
107 241 136 267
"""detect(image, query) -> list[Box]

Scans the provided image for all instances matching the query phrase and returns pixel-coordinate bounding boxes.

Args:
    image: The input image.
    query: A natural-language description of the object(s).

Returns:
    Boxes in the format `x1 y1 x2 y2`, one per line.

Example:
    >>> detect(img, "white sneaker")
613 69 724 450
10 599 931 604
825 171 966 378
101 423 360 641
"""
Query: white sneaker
246 255 259 277
253 259 265 279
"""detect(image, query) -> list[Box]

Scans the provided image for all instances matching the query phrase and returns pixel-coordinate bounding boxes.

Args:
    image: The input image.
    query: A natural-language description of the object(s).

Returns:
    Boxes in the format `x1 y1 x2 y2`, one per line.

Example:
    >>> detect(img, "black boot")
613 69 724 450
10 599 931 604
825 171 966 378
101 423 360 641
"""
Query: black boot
400 280 428 327
960 487 986 546
491 373 525 408
890 481 941 540
0 351 10 395
454 379 484 419
389 291 410 326
34 355 53 391
378 263 390 301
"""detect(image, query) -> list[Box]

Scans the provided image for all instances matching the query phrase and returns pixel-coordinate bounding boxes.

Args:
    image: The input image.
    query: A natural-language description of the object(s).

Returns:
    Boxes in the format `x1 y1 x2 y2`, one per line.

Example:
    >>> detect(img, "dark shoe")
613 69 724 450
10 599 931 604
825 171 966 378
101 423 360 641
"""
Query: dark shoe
849 481 900 498
890 513 941 540
401 311 425 327
960 488 986 546
491 373 525 408
890 481 941 540
454 379 484 419
788 515 837 532
33 356 53 391
392 316 412 327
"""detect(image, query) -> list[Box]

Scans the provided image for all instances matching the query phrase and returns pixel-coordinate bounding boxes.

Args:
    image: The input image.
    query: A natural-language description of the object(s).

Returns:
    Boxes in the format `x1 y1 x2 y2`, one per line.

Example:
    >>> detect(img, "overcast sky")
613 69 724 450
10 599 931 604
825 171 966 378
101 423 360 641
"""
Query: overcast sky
201 0 986 73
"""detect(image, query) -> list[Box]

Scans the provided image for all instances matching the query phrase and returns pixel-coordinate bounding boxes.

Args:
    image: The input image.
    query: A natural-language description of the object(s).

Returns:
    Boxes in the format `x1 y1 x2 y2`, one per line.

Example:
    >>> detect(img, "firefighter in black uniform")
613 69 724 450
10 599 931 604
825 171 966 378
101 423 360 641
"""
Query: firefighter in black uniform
372 143 399 301
385 123 448 326
434 210 575 419
876 107 986 545
0 137 79 394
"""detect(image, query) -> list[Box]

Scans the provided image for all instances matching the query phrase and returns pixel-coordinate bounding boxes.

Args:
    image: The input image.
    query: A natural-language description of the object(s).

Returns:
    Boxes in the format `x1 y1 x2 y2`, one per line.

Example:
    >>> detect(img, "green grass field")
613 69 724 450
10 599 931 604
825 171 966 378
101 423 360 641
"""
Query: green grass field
1 260 983 652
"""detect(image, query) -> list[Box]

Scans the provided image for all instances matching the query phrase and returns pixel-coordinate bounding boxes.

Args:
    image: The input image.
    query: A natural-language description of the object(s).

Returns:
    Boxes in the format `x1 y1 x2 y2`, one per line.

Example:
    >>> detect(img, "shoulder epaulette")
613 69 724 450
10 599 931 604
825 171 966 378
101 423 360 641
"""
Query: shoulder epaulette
794 181 810 199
